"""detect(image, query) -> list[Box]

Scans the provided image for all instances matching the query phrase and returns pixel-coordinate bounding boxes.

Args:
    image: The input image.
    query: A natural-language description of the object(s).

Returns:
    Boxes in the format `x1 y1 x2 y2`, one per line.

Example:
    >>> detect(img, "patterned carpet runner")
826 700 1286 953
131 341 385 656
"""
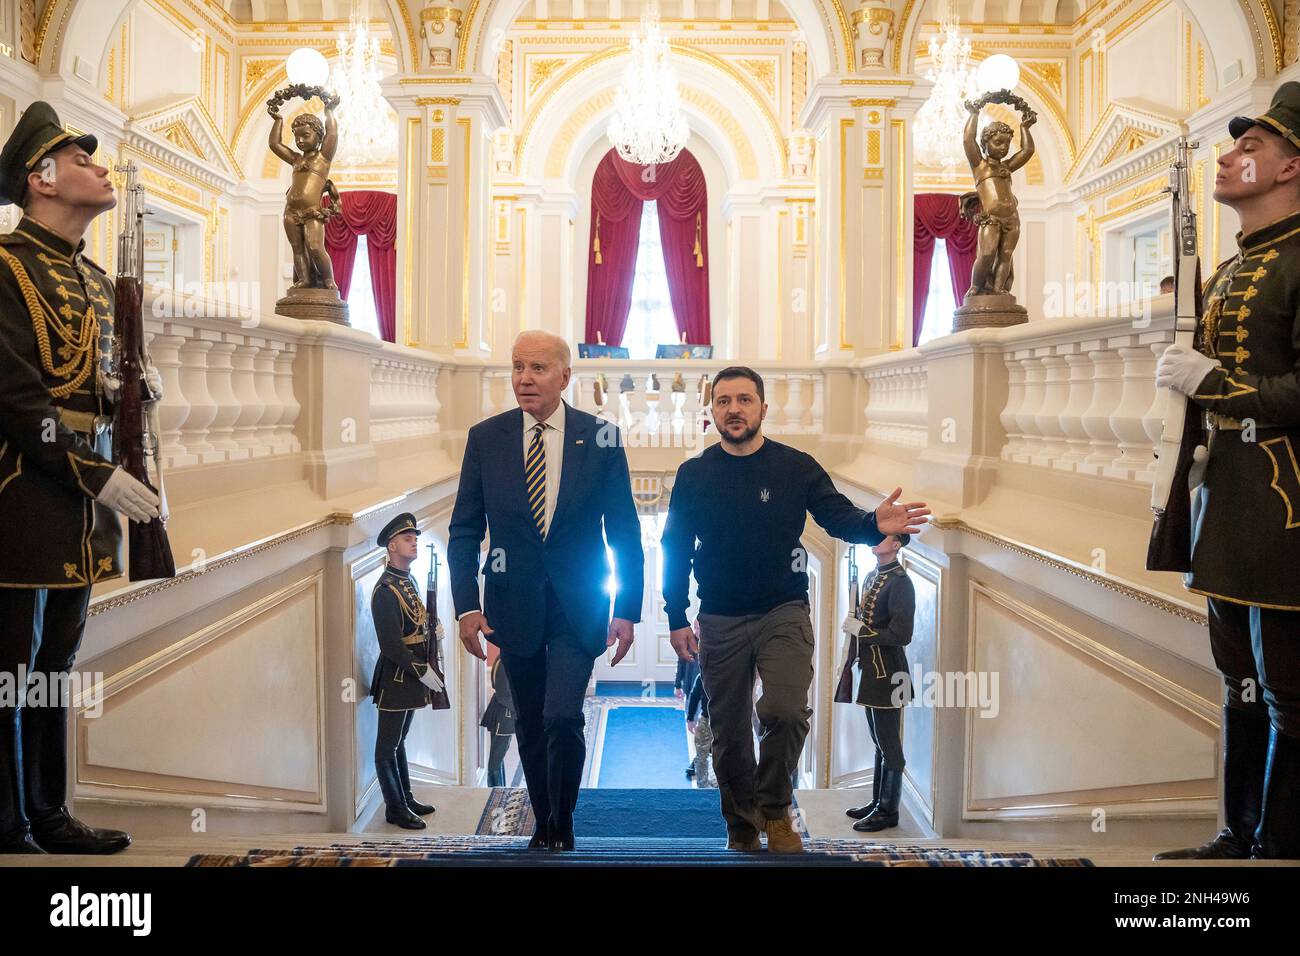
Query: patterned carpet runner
186 835 1092 867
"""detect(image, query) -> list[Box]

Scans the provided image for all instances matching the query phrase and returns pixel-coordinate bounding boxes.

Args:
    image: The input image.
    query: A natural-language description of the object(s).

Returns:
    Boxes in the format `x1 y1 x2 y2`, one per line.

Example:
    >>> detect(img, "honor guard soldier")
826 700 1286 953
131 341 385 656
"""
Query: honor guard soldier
370 512 443 829
0 102 162 854
837 534 915 833
1155 81 1300 860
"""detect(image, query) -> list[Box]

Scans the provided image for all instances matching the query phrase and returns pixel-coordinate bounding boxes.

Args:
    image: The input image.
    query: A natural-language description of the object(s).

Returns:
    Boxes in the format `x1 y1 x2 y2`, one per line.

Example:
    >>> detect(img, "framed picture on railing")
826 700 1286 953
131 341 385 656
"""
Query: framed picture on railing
654 344 713 359
578 343 630 359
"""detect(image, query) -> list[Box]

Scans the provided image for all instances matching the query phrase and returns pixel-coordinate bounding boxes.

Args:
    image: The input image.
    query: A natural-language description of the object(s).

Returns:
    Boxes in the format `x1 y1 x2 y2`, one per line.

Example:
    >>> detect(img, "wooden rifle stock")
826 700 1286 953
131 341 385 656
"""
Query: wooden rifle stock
1146 136 1205 573
1145 262 1205 573
425 546 451 710
111 163 175 581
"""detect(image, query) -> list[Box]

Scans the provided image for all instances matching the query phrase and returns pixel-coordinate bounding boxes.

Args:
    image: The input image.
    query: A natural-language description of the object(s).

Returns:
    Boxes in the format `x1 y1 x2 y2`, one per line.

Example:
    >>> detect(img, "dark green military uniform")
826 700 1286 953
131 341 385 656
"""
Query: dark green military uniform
0 101 131 855
0 217 122 587
1188 213 1300 612
835 550 914 832
369 512 436 828
846 560 915 710
369 560 435 712
1154 82 1300 861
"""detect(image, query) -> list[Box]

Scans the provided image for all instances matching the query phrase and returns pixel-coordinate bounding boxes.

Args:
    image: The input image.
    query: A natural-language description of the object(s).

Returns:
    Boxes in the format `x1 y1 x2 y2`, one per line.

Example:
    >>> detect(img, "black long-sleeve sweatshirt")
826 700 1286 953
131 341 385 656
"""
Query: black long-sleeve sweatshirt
661 438 884 631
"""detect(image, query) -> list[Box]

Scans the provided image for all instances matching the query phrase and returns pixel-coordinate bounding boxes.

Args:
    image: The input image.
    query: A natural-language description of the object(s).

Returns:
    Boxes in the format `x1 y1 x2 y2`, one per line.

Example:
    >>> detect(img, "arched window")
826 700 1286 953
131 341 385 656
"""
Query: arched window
622 200 680 359
917 238 958 345
346 234 382 339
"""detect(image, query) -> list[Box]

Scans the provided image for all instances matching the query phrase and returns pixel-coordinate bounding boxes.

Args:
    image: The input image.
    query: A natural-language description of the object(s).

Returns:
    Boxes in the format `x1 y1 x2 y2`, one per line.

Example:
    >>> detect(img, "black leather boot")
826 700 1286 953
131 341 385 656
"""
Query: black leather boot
0 710 44 854
29 807 132 855
854 764 903 832
527 820 550 850
23 702 130 854
396 746 435 816
376 758 424 829
548 812 575 851
1251 725 1300 860
1155 705 1268 860
847 750 883 820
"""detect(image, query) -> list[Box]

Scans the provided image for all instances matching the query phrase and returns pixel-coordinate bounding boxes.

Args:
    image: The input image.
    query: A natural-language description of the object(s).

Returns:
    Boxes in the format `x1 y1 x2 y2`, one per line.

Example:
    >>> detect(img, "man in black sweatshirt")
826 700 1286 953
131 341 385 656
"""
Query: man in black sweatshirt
662 366 929 852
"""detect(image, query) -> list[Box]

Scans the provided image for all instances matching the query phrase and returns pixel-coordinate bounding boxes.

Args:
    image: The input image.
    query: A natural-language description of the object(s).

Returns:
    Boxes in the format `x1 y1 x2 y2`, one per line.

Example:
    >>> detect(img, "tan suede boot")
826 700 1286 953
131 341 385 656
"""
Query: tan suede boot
763 813 804 854
726 828 762 851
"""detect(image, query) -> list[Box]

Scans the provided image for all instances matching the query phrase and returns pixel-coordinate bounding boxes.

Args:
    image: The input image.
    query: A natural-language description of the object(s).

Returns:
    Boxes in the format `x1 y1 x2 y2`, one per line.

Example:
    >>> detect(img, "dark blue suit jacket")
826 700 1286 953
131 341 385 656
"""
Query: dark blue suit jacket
448 402 644 657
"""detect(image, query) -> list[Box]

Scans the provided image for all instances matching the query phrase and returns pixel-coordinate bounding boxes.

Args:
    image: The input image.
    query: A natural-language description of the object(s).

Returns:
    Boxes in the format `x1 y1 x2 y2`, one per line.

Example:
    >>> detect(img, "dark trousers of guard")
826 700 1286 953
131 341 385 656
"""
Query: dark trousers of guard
1162 598 1300 859
697 600 814 837
0 586 129 853
499 582 594 842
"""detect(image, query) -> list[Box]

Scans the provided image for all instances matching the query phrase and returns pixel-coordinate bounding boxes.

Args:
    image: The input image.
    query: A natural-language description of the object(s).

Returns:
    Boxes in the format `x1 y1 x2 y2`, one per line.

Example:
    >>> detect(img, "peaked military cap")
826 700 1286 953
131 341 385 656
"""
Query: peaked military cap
1228 81 1300 151
0 101 98 206
377 512 421 548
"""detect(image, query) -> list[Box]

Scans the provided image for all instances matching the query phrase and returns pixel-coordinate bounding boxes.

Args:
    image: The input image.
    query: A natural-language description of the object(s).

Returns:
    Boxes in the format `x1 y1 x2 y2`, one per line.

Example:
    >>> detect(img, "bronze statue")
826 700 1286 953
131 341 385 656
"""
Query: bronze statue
951 90 1035 331
960 93 1035 296
267 84 348 323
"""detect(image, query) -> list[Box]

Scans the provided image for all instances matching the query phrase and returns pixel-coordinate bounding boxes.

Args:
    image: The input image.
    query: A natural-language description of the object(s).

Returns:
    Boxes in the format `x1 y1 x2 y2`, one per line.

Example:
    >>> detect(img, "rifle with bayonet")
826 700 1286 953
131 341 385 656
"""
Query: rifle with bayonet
111 161 175 581
1147 136 1206 573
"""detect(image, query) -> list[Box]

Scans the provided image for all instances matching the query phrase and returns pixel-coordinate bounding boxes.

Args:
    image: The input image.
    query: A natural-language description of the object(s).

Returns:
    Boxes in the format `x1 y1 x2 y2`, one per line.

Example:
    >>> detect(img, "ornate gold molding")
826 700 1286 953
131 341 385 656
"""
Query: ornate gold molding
88 518 339 617
518 42 784 180
930 518 1208 625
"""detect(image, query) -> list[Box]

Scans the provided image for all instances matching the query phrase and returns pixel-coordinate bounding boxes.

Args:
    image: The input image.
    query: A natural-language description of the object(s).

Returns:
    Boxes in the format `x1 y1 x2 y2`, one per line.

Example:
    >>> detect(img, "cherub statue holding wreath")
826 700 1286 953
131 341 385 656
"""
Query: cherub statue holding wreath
268 83 342 293
959 90 1036 299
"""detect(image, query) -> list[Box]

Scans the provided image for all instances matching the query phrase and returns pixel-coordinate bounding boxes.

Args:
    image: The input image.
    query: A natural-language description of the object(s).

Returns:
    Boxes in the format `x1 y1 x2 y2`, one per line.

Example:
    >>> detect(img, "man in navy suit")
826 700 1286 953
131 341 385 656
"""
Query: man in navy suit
449 330 644 851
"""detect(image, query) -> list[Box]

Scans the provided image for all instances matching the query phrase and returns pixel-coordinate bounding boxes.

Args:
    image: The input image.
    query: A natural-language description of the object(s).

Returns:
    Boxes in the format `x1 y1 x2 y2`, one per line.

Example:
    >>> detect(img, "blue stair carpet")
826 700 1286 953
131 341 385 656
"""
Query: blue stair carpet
594 681 677 698
596 706 691 789
477 787 805 839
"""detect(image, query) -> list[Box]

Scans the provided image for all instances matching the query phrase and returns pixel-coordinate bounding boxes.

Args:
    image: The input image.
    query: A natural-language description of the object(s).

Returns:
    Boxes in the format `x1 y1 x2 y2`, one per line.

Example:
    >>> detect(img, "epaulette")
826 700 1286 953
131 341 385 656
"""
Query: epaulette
80 254 109 276
0 232 23 246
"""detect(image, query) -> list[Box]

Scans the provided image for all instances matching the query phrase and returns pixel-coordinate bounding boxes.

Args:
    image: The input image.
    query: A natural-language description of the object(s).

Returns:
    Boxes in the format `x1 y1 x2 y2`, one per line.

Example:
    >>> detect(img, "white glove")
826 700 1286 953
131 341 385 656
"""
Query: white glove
1155 344 1219 397
1189 444 1209 491
144 364 163 402
418 666 445 693
96 467 161 523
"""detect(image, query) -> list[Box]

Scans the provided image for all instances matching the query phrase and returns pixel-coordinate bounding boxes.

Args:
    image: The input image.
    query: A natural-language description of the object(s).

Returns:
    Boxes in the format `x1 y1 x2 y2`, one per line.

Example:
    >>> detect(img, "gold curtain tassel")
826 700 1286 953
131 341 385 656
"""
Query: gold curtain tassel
594 212 602 265
693 211 703 267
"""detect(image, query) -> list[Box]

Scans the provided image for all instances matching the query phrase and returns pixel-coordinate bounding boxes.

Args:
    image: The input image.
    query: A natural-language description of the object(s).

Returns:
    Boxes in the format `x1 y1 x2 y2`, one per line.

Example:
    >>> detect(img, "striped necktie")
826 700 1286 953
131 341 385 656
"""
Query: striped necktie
525 422 547 536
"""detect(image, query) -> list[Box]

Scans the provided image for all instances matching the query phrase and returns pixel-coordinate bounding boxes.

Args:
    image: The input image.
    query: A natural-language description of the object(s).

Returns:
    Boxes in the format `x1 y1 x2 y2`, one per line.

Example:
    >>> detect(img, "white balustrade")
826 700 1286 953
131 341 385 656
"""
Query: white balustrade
860 358 928 450
370 347 443 443
144 293 304 471
994 301 1177 482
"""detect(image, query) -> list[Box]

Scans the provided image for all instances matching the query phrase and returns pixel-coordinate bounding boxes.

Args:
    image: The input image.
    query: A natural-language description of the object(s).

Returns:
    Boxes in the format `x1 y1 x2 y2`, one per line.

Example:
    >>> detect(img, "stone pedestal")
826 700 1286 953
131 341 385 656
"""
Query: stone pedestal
952 293 1028 332
275 287 350 325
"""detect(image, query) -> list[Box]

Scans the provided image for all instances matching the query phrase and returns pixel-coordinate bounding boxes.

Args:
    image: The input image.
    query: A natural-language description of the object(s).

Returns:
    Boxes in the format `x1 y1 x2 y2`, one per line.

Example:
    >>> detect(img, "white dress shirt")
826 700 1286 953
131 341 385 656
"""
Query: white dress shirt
522 402 565 538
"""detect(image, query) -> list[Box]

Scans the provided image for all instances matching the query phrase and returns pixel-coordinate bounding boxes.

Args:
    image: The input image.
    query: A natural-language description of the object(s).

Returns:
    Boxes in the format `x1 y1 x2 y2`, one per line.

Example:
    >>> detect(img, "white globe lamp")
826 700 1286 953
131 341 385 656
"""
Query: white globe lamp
286 48 330 87
977 54 1020 94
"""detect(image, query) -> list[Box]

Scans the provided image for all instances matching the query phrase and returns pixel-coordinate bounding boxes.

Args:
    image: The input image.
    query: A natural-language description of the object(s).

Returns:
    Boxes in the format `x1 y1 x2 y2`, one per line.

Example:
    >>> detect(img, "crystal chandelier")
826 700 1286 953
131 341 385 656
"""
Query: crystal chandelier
607 9 689 166
913 2 978 176
331 1 397 165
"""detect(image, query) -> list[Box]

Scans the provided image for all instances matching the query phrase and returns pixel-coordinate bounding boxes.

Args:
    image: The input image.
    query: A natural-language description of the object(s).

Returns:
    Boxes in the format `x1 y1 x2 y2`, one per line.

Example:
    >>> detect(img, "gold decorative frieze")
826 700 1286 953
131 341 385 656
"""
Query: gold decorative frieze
160 121 204 160
243 58 277 95
527 56 570 96
733 56 779 99
1023 61 1063 96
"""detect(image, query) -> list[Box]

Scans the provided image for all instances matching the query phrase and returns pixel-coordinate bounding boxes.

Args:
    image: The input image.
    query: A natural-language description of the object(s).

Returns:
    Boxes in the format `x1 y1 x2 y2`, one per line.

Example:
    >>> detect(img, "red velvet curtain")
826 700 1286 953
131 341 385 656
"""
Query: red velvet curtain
913 193 978 347
325 190 398 343
585 148 711 346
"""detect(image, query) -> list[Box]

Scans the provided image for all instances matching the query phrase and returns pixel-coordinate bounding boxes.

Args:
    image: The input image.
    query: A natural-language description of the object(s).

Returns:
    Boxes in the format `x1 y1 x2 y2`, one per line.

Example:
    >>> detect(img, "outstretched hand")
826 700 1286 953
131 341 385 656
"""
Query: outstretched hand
875 487 931 536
